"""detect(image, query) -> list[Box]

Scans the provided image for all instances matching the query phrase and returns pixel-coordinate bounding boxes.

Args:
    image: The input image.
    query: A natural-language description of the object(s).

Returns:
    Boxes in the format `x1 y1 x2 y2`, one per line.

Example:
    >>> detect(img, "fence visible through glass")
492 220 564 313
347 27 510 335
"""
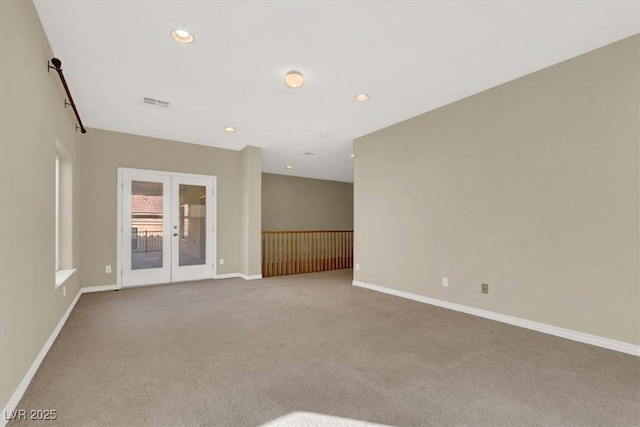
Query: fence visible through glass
131 181 164 270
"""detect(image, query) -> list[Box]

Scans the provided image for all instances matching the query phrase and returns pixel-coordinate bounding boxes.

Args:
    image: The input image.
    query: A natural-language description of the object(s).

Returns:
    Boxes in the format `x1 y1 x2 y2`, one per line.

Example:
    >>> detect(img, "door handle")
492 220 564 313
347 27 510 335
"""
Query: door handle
173 233 179 237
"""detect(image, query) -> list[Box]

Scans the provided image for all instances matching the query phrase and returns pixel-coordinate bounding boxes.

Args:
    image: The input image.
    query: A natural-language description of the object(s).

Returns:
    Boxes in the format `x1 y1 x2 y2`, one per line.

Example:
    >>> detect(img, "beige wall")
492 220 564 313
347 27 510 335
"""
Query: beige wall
0 0 83 409
354 35 639 345
81 129 262 285
262 173 354 230
239 146 262 276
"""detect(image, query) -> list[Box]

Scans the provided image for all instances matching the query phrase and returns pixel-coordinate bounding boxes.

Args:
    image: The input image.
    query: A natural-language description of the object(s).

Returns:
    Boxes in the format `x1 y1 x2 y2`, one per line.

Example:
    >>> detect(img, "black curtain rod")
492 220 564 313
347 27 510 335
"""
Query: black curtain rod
48 57 87 134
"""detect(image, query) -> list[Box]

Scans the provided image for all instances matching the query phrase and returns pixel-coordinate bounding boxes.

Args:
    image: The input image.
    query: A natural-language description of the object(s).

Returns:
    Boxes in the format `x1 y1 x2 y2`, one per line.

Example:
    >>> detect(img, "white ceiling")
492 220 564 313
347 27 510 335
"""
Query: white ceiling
34 1 639 183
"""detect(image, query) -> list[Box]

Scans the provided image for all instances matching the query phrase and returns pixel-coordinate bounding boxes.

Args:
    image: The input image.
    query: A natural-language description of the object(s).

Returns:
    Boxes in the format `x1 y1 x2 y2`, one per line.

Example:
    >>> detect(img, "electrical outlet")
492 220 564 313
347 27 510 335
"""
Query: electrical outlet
105 265 112 274
442 277 448 287
355 264 360 271
219 258 224 265
481 283 489 294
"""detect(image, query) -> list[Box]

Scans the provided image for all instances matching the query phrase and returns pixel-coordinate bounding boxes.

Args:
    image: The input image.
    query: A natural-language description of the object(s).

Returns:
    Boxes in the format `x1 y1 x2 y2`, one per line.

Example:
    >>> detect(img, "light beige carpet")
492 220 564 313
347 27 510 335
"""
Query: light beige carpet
9 270 640 426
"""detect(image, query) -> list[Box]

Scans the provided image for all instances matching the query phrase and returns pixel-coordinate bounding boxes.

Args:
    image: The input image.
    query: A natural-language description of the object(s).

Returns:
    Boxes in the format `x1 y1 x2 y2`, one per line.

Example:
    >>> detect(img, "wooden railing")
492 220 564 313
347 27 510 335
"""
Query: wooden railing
262 230 353 278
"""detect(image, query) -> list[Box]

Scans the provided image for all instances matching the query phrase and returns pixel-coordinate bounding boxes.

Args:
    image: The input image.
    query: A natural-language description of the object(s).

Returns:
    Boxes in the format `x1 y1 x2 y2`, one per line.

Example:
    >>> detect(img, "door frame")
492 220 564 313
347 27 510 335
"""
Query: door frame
116 167 217 289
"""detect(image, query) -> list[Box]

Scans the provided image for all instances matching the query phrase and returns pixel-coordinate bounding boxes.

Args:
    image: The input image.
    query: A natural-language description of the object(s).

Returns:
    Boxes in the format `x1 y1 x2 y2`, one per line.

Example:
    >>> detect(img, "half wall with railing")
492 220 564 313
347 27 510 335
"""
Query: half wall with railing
262 230 353 278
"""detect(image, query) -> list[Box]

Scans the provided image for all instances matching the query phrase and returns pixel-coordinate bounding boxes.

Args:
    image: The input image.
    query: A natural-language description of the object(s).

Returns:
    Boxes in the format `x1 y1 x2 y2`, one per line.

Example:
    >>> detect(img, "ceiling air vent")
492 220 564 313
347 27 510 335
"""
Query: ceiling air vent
142 97 170 108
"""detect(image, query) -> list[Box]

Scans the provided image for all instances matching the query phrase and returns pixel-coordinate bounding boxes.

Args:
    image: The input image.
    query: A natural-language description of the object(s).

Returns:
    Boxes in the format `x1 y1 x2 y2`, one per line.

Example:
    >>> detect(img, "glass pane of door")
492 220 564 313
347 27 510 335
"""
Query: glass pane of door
131 181 164 270
178 184 206 266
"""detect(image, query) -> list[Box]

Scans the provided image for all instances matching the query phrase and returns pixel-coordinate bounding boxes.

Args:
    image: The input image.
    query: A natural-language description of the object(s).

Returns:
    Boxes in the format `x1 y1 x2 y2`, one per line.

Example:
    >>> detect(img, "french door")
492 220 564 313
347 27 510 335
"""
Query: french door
120 168 216 287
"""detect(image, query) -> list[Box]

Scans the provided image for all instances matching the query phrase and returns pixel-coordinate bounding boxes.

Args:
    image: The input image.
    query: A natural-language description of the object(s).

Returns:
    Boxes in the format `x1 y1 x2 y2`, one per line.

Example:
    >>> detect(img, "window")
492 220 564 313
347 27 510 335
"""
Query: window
55 143 76 288
180 204 189 239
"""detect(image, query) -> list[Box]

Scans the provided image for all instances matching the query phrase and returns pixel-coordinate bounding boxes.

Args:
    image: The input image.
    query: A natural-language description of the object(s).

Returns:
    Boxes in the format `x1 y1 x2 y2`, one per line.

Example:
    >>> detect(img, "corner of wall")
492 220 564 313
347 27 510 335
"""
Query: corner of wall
239 146 262 276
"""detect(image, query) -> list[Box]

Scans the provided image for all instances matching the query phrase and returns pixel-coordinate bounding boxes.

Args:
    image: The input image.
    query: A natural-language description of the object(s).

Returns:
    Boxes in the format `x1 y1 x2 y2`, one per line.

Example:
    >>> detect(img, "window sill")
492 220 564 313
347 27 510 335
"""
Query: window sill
55 268 77 289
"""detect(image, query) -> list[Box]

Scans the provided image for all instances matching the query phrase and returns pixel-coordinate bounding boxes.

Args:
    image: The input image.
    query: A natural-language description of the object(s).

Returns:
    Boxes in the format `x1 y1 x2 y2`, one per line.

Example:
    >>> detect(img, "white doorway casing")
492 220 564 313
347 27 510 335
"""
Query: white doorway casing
117 168 217 288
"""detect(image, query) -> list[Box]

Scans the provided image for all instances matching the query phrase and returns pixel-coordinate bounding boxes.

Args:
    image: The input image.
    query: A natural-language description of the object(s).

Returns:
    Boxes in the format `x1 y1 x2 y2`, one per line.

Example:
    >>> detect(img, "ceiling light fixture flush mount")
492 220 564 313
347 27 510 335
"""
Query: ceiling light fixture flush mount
224 126 236 133
285 165 294 169
354 93 370 102
284 70 304 88
171 29 194 44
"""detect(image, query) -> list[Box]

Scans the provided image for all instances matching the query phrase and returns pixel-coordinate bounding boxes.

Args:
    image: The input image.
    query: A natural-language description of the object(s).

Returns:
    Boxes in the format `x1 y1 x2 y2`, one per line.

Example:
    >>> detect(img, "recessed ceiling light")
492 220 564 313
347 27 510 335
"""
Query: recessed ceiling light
171 29 194 44
318 132 329 138
350 153 355 158
354 93 370 102
224 126 236 133
285 165 294 169
284 71 304 88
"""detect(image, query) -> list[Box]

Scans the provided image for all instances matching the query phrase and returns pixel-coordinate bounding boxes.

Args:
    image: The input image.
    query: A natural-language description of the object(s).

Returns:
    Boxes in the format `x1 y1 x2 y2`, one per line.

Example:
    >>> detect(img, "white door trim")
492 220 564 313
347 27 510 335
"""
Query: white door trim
116 167 217 289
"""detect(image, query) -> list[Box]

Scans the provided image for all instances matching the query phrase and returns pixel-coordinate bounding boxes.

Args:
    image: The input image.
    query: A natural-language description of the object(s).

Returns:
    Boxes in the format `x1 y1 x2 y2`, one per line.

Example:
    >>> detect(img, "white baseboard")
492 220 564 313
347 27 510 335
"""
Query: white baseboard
2 288 83 426
2 284 123 425
215 273 262 280
81 284 119 293
214 273 241 279
352 280 640 357
239 274 262 281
